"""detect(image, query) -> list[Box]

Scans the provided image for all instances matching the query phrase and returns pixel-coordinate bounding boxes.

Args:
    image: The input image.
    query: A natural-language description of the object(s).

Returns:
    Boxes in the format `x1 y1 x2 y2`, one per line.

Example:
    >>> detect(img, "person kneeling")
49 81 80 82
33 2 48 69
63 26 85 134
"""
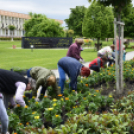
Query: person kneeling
89 56 108 72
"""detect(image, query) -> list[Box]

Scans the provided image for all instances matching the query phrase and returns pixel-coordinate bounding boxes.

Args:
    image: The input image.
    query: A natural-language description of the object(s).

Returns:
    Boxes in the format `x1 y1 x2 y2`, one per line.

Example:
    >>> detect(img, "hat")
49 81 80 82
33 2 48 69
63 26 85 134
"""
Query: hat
75 38 84 44
47 75 56 86
81 66 90 77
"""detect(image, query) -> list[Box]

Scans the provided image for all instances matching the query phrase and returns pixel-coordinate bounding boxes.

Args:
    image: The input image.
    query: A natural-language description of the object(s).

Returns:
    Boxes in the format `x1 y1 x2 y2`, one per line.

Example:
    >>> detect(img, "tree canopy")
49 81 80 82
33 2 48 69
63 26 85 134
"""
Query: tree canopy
88 0 132 20
82 2 114 42
65 6 87 36
24 12 64 37
8 25 15 31
122 7 134 38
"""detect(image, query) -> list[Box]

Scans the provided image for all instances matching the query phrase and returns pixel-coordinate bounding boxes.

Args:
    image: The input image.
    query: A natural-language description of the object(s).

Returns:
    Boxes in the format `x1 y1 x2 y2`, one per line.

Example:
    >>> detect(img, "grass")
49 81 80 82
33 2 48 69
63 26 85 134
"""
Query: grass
0 40 134 70
0 41 97 70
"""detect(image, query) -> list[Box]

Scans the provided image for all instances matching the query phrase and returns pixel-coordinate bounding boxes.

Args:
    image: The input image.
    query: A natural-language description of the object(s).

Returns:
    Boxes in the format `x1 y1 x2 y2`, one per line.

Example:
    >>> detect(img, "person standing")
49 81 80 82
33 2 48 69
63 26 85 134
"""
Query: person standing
89 56 108 72
0 69 32 134
58 57 90 94
114 36 126 61
27 66 60 98
66 38 85 63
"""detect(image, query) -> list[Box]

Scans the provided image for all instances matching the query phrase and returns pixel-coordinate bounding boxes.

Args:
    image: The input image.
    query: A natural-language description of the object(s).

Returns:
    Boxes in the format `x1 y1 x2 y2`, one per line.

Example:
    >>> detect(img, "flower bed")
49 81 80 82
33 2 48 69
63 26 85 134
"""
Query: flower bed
5 59 134 134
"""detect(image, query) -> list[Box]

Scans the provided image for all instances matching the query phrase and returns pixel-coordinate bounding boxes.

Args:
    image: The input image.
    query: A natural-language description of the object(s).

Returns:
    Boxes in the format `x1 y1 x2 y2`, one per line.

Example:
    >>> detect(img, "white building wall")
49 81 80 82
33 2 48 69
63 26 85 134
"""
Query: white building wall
0 15 25 37
0 15 1 36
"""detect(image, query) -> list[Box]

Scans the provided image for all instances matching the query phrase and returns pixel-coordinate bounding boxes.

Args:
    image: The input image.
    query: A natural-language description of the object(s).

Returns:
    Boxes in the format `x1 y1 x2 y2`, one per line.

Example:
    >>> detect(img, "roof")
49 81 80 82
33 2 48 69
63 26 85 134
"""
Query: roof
0 9 63 24
0 9 30 19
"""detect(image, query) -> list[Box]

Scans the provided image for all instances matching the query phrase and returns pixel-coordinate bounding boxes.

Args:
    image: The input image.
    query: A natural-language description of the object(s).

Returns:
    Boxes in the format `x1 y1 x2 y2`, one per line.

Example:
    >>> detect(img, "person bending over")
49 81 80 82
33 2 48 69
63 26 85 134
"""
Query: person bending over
27 66 60 98
97 45 115 66
58 57 90 94
0 69 32 134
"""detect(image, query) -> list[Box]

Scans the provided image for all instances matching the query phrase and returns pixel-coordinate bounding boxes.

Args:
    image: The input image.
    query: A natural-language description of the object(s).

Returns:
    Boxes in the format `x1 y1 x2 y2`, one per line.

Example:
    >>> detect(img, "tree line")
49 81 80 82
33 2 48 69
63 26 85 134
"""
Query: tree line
9 0 134 41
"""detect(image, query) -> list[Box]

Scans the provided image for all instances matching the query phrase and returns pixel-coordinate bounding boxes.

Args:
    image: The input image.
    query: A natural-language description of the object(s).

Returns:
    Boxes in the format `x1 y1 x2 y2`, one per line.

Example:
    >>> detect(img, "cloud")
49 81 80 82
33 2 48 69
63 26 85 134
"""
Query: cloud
0 0 90 27
1 0 134 27
0 0 89 18
0 1 34 14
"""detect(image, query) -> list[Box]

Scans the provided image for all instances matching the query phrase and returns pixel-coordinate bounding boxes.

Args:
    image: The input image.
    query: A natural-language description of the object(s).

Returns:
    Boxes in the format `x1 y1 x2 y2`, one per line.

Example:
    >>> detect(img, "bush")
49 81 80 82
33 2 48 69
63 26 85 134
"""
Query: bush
0 37 11 40
0 37 21 40
13 37 22 40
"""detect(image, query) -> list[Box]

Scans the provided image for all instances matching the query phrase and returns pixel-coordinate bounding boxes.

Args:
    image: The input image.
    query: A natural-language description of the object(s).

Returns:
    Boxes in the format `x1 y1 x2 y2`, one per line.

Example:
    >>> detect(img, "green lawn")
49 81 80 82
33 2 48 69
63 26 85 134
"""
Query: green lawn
0 41 97 70
0 41 134 70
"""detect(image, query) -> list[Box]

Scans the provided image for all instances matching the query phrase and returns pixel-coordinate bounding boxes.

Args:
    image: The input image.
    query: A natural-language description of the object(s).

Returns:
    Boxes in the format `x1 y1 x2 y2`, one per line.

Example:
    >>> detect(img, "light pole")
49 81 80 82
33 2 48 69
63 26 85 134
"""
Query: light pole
31 45 34 52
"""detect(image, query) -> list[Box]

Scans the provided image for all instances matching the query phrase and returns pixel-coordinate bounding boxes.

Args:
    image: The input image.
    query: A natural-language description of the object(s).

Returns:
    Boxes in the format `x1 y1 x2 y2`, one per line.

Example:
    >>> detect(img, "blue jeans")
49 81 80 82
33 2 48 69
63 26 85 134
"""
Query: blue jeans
58 65 66 94
117 51 125 61
123 52 126 61
0 96 8 134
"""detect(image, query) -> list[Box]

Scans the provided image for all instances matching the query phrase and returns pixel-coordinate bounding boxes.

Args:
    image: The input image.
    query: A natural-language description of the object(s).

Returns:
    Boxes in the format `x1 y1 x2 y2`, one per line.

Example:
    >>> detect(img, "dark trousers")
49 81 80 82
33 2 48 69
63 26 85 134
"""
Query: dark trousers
29 86 46 99
90 65 100 72
40 86 47 95
108 59 115 66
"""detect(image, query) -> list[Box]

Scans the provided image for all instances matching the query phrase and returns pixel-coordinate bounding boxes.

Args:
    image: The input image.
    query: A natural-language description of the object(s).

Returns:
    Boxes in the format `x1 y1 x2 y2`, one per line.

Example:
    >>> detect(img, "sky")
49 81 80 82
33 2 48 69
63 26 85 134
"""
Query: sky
0 0 90 27
0 0 134 28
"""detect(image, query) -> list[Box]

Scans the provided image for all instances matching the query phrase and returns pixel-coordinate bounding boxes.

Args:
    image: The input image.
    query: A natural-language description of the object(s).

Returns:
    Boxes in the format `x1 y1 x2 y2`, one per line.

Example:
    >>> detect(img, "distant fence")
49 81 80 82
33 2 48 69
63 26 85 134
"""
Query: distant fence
21 37 73 48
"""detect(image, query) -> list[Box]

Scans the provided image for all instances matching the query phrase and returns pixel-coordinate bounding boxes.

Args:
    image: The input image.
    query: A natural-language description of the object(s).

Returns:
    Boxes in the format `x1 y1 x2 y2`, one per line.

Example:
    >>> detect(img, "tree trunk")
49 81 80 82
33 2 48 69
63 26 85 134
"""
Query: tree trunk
11 31 13 41
116 13 123 95
96 38 100 51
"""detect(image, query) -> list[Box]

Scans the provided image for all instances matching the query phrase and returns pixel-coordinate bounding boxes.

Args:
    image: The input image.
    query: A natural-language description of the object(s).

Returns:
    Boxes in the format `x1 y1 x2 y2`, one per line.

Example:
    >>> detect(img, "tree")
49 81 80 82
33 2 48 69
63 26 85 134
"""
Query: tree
82 2 114 50
8 25 15 41
88 0 132 21
88 0 132 95
24 12 64 37
65 6 87 37
122 6 134 38
68 29 74 37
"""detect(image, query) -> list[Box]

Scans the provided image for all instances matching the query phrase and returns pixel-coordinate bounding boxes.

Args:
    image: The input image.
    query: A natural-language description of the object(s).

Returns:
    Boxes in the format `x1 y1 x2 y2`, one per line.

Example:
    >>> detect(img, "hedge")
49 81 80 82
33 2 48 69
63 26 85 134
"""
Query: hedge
0 37 21 40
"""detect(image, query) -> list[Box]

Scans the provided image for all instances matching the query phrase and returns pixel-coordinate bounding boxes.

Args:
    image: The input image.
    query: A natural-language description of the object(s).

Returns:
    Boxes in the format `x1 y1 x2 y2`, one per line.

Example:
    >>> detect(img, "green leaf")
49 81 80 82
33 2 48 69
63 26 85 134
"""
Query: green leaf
77 128 83 133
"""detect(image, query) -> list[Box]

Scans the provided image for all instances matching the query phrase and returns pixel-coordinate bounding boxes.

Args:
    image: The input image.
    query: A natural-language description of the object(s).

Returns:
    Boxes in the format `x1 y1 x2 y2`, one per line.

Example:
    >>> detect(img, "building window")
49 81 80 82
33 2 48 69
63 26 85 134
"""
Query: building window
6 29 8 36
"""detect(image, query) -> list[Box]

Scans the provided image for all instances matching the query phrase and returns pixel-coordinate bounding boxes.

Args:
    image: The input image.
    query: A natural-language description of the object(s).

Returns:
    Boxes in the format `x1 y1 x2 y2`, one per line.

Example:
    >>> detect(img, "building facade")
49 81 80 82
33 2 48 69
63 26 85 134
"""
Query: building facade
0 9 63 38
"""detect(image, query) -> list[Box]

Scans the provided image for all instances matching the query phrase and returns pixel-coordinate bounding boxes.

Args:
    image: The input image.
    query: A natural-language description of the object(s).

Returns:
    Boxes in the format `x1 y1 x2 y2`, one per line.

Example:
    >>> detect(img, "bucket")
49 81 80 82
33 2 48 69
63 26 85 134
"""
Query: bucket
12 45 16 49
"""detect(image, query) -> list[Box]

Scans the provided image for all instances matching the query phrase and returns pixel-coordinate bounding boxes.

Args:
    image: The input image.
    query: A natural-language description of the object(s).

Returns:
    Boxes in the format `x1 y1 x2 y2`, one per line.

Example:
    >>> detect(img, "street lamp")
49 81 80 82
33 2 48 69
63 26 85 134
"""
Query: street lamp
31 44 34 52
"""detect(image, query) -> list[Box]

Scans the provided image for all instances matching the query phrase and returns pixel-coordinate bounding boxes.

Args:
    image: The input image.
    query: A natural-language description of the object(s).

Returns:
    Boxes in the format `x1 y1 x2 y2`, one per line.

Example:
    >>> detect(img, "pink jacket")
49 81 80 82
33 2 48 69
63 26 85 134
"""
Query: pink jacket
116 40 125 51
66 42 83 60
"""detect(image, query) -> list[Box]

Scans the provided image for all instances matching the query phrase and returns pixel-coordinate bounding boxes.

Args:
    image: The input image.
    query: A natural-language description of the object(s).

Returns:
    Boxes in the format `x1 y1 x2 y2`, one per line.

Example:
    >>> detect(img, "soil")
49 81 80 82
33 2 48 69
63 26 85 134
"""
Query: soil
89 80 134 134
89 80 134 100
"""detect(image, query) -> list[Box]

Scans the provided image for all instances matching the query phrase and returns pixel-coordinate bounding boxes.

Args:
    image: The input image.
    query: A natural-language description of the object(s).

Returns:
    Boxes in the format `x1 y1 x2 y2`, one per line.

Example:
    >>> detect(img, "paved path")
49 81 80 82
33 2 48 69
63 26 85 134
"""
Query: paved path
52 51 134 78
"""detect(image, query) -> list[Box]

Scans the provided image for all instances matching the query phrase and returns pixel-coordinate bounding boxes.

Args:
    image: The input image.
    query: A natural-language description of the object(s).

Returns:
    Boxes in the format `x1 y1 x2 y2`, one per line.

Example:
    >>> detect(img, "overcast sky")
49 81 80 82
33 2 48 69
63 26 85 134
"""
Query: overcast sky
0 0 134 27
